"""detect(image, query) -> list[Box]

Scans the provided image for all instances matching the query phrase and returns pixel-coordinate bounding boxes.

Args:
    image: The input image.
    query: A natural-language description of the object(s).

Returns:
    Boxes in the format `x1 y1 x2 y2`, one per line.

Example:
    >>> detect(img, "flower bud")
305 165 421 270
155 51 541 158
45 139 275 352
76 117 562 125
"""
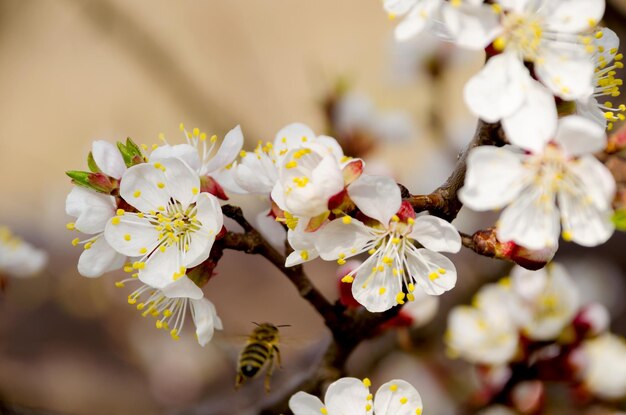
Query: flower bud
66 170 119 194
573 303 610 338
471 228 556 270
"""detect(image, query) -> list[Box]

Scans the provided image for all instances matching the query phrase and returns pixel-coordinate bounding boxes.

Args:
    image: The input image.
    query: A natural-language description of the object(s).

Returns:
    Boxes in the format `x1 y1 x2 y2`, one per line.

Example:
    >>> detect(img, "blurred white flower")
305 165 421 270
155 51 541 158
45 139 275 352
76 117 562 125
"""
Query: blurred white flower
510 263 579 340
104 158 223 292
0 227 47 278
315 175 460 312
289 377 423 415
460 115 615 250
384 0 444 42
582 333 626 400
446 283 519 365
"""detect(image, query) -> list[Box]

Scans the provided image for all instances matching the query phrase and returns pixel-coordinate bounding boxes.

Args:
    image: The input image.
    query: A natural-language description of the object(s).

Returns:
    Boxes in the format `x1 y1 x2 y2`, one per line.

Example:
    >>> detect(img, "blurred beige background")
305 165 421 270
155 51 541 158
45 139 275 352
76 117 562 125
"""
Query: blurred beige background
0 1 624 415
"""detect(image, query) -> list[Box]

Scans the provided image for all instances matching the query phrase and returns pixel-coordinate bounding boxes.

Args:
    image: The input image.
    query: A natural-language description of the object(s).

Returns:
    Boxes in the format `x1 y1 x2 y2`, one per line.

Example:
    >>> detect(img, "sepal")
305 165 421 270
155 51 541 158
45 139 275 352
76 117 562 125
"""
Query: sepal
66 170 119 194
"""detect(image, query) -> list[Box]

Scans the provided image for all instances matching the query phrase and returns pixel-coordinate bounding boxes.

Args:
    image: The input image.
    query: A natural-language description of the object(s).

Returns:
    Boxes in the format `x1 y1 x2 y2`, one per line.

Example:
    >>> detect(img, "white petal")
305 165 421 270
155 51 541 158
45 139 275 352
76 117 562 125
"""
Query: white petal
184 193 222 268
463 52 528 122
502 81 558 153
394 0 441 41
191 297 222 346
325 377 369 415
235 153 278 195
348 175 401 225
138 245 181 289
384 0 418 15
558 182 614 247
459 146 527 211
160 276 204 300
77 236 125 278
286 224 319 266
201 125 244 175
545 0 605 33
535 54 594 101
374 379 423 415
289 392 326 415
315 218 373 260
314 135 345 160
352 254 403 312
161 157 201 210
271 182 288 212
511 265 548 301
409 215 461 253
66 186 116 234
576 97 607 129
442 2 500 50
273 123 317 162
104 214 160 257
554 116 607 157
119 162 171 213
568 155 616 211
594 27 620 66
310 155 345 202
150 144 202 172
497 186 561 250
406 248 457 295
92 140 126 179
211 165 248 195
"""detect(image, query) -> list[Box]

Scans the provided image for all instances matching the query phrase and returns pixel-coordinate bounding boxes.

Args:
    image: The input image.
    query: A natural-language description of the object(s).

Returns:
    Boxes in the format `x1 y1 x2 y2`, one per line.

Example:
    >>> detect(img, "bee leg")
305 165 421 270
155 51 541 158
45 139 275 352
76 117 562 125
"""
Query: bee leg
273 345 282 369
235 372 244 390
264 354 275 394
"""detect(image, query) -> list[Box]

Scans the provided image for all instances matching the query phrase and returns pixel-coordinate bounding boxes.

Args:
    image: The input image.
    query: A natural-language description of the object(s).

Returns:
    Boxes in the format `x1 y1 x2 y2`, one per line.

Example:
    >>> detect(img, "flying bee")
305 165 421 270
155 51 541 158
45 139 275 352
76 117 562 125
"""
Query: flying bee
235 322 289 393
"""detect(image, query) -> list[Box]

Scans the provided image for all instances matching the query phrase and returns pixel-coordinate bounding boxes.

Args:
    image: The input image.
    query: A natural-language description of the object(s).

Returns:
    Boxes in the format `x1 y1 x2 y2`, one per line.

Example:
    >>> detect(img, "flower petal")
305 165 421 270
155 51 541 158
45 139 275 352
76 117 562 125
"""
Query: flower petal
66 186 116 234
119 162 171 213
184 193 222 268
409 215 461 253
77 236 125 278
348 175 401 225
352 254 403 312
104 214 160 257
535 54 594 101
92 140 126 179
406 248 457 295
554 115 607 157
442 2 500 50
191 297 222 346
497 186 561 250
545 0 605 33
138 245 181 289
235 152 278 195
273 123 317 163
201 125 244 175
315 218 373 260
325 377 369 415
289 392 326 415
502 81 558 153
374 379 423 415
150 144 201 172
568 155 616 211
463 52 528 122
314 135 345 160
394 0 441 41
384 0 418 15
161 157 201 211
160 275 204 300
511 265 548 301
459 146 527 211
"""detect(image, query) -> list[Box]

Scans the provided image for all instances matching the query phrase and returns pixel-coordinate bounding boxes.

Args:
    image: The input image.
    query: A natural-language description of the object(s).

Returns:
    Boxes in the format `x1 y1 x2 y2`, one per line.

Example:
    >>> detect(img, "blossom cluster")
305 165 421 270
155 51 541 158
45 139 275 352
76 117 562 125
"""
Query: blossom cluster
446 262 626 403
386 0 621 252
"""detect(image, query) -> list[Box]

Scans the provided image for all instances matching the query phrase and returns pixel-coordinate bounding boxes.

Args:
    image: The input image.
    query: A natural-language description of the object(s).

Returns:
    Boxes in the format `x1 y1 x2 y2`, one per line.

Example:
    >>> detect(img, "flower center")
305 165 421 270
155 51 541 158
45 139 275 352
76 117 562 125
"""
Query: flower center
494 13 545 61
150 200 201 253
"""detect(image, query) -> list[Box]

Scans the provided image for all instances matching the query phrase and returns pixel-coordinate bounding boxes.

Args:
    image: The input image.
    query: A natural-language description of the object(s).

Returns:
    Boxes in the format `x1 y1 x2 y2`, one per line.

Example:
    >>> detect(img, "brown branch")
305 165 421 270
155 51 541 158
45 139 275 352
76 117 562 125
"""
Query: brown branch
407 120 506 221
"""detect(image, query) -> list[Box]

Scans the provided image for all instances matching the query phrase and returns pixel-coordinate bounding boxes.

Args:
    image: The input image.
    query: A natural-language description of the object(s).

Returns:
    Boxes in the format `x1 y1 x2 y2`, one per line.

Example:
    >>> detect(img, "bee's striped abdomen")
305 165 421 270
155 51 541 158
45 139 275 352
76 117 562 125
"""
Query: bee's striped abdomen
239 342 271 377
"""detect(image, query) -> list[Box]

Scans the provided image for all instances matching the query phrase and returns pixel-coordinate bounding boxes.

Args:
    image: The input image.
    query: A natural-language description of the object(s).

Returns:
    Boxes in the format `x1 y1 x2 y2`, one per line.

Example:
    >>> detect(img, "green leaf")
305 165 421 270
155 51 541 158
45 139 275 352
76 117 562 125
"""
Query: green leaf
612 209 626 231
87 151 100 173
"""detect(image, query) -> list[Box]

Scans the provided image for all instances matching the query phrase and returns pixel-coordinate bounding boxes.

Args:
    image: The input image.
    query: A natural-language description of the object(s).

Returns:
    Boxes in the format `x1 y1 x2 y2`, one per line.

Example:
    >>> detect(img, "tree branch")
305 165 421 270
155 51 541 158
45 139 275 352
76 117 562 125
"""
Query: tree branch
407 120 506 221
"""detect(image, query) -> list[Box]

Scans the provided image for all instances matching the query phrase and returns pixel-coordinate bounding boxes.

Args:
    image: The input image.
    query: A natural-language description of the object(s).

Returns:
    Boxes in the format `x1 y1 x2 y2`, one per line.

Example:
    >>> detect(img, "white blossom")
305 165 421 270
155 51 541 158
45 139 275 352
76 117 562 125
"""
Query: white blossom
289 377 423 415
446 283 519 365
315 175 460 312
582 333 626 400
510 263 579 340
460 115 615 250
104 158 223 292
0 227 47 278
384 0 444 42
116 276 222 346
